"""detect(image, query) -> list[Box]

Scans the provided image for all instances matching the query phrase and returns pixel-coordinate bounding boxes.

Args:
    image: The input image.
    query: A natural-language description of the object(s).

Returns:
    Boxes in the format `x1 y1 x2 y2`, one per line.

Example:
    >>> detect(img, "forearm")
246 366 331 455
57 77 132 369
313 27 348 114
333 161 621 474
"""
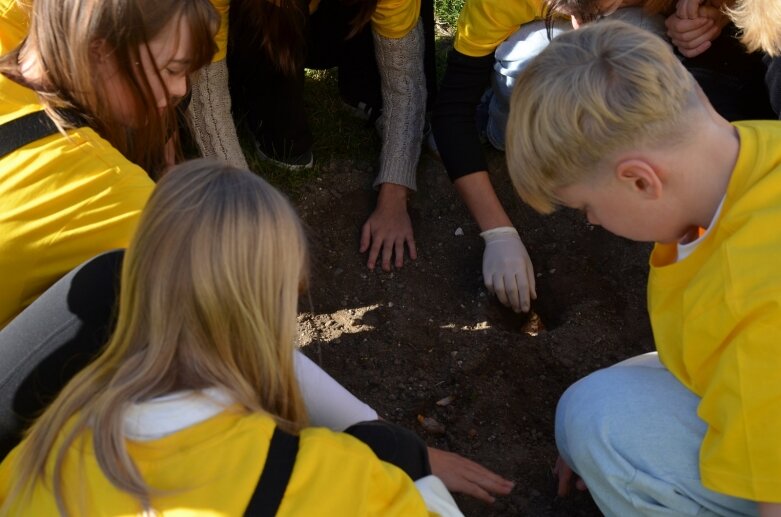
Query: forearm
454 172 512 231
188 59 249 169
431 49 494 181
373 20 426 191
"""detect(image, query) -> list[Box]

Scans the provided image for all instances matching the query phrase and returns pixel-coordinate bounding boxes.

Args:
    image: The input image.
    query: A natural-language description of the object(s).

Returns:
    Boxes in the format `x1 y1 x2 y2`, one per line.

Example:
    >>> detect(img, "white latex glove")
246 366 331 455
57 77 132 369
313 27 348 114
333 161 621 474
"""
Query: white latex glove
480 227 536 313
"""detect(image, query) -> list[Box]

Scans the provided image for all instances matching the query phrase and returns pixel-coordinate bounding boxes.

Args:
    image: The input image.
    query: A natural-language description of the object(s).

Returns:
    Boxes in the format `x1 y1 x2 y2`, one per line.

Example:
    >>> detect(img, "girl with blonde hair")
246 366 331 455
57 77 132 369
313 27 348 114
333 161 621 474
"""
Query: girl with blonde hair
0 159 461 516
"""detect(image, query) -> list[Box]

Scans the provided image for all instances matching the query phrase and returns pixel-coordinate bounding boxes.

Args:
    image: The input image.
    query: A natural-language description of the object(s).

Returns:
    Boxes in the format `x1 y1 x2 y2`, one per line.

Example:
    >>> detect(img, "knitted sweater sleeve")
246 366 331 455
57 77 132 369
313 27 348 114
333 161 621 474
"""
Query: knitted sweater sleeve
372 19 427 191
188 59 249 169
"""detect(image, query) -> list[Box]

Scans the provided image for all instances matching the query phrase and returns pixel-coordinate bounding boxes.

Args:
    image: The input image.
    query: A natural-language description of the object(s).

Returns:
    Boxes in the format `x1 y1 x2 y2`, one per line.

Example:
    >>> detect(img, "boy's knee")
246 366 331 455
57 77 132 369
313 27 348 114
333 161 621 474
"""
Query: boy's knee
555 368 638 470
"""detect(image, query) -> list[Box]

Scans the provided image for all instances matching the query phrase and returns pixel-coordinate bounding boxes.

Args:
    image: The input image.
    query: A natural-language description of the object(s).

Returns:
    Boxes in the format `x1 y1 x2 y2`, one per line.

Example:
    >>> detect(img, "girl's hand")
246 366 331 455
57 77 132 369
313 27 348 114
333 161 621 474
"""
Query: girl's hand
428 446 515 503
666 4 729 57
360 183 416 271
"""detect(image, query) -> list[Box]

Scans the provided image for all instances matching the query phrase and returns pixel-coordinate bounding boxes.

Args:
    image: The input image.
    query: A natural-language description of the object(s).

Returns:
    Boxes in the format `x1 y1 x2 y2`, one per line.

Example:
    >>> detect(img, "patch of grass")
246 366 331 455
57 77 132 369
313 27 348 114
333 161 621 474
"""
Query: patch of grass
434 0 465 32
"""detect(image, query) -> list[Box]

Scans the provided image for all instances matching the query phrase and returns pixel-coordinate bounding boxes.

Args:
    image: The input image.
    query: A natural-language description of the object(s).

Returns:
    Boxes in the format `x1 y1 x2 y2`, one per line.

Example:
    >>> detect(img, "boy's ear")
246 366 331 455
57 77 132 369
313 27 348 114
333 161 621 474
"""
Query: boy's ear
614 158 663 200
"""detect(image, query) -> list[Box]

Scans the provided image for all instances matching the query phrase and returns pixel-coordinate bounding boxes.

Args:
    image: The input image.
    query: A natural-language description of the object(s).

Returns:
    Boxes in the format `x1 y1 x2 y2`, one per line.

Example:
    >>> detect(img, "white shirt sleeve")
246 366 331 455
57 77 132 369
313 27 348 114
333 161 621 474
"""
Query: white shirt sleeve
415 475 464 517
294 350 379 431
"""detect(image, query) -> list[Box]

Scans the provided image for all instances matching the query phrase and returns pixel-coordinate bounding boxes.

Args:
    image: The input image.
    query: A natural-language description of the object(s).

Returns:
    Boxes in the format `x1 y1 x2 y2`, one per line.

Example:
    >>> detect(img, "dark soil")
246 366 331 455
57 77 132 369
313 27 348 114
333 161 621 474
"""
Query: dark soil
293 146 655 516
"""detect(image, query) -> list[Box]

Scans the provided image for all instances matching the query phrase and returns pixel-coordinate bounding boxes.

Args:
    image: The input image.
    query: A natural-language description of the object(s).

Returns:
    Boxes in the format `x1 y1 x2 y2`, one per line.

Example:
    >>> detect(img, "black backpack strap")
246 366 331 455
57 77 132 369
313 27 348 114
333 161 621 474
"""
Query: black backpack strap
0 109 85 161
244 426 300 517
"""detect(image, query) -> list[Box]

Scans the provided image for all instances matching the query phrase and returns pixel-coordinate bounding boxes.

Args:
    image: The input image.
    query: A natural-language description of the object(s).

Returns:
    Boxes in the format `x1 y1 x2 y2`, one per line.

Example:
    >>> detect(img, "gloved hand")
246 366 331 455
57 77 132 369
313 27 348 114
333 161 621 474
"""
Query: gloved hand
480 227 536 313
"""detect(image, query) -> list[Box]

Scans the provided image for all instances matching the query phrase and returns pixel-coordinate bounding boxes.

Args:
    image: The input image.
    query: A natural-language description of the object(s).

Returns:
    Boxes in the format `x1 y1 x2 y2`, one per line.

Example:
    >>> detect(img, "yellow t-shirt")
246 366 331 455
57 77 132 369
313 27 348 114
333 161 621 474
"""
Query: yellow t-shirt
648 120 781 502
0 74 153 328
309 0 420 39
0 0 229 62
453 0 545 57
0 0 29 53
0 409 433 515
210 0 230 62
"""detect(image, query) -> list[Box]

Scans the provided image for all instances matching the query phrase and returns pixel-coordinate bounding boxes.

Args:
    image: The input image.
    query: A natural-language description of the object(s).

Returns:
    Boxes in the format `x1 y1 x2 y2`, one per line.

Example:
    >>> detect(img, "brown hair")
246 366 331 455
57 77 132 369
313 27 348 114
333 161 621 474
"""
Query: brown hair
544 0 673 26
231 0 379 77
0 0 218 176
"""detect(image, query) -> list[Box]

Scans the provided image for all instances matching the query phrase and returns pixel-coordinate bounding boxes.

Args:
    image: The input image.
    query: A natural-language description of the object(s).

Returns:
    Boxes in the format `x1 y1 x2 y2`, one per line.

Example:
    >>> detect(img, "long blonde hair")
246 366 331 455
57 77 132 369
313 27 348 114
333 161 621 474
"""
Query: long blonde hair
4 159 310 515
727 0 781 56
0 0 218 176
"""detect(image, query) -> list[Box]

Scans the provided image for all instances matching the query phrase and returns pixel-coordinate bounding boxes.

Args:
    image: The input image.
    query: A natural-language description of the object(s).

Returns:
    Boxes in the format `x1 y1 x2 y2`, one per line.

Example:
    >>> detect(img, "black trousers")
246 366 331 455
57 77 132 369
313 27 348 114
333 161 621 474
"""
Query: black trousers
227 0 437 158
0 250 123 458
682 24 775 121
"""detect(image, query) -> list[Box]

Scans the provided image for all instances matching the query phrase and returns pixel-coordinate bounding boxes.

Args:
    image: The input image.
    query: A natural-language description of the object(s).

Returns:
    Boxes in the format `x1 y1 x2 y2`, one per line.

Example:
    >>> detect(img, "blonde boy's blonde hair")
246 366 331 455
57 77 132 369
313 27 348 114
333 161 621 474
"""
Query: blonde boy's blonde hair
506 20 698 214
727 0 781 56
3 159 309 515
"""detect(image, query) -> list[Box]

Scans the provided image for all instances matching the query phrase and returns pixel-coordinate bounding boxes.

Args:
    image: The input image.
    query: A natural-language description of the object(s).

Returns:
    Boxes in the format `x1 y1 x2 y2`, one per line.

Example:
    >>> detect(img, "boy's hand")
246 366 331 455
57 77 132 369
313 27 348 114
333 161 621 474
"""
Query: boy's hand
360 183 417 271
666 4 729 57
553 455 588 497
428 446 515 503
480 227 536 313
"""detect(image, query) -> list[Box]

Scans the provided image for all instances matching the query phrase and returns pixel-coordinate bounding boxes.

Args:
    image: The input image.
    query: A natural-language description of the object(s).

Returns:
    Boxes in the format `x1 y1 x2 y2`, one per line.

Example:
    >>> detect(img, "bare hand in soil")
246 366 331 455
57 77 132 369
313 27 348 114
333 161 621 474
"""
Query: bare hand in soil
428 446 515 503
552 455 588 497
360 183 417 271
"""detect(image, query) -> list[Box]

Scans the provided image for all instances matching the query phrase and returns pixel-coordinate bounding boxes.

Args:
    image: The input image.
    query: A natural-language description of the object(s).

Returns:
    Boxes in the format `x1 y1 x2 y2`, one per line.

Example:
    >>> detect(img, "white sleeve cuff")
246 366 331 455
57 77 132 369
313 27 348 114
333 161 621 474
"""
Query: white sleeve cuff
414 475 464 516
294 351 379 430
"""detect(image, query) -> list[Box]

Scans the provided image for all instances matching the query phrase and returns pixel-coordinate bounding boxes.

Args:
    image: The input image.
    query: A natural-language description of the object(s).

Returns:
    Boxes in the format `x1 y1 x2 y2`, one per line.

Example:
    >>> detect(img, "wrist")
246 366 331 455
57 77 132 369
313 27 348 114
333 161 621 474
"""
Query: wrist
480 226 519 241
378 183 410 204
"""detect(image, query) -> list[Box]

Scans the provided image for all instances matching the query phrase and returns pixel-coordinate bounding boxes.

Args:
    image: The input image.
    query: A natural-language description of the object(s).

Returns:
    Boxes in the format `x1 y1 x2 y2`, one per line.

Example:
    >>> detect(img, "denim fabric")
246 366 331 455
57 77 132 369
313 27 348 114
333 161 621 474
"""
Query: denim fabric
555 353 758 517
486 8 666 151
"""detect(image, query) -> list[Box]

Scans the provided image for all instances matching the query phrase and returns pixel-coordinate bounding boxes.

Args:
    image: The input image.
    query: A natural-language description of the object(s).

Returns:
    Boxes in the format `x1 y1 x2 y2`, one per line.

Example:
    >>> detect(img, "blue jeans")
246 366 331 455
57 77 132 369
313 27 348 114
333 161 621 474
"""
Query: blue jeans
486 8 667 151
555 353 758 516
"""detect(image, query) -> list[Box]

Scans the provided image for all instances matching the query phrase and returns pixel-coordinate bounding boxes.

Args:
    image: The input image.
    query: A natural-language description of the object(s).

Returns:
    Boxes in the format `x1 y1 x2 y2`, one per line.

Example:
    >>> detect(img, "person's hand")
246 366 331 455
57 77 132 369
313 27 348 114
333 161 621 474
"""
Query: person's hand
666 4 729 57
428 446 515 503
552 455 588 497
480 227 536 313
676 0 703 19
360 183 417 271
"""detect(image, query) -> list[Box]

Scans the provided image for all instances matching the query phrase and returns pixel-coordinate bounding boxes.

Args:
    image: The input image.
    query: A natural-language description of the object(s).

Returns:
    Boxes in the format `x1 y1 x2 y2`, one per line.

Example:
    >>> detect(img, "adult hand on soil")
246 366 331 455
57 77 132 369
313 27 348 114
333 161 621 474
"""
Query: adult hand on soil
428 447 515 503
666 5 728 57
360 183 417 271
480 227 536 313
553 455 588 497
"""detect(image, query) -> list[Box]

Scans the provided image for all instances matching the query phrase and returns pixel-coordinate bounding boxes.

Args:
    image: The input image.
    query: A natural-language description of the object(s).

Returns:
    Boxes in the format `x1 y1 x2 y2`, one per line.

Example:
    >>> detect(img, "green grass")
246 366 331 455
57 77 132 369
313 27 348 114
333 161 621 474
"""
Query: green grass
244 1 466 194
434 0 465 32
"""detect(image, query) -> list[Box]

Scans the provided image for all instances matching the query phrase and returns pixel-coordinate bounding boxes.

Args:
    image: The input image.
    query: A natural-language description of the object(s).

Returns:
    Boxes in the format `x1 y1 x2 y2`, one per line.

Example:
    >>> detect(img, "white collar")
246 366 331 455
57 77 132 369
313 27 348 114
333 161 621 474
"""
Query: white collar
122 387 234 441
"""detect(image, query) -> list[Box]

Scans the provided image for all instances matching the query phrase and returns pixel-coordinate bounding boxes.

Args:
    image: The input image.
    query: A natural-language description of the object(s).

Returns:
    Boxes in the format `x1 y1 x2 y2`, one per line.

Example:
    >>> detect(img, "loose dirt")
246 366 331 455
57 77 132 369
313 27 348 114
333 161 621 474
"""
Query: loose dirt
293 147 655 516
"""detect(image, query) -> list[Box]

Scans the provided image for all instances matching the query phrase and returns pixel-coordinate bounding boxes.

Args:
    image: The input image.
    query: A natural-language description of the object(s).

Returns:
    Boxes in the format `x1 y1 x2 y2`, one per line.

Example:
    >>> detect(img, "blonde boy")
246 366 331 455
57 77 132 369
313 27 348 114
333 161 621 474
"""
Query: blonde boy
506 20 781 516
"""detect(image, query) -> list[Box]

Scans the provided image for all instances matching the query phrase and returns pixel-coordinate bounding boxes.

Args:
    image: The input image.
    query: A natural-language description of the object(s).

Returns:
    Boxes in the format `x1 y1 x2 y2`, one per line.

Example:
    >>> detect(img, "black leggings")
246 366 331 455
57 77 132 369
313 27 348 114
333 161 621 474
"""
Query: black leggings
227 0 437 158
0 250 124 458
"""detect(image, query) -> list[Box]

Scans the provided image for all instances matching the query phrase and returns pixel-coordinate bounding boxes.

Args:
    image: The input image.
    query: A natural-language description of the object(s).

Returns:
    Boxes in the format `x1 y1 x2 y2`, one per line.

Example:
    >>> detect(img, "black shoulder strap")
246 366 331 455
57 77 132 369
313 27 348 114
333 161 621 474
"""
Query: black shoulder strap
244 426 300 517
0 109 84 161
